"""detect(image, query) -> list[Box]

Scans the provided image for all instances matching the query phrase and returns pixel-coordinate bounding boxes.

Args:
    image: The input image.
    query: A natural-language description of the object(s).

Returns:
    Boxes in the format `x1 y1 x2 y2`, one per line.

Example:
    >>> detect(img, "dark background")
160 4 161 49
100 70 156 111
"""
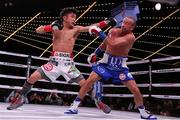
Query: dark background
0 0 179 62
0 0 180 106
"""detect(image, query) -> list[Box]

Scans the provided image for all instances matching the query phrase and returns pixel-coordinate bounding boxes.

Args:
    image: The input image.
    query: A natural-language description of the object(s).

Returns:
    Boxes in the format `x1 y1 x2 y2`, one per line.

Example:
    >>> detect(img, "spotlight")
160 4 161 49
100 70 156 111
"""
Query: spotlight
155 3 161 10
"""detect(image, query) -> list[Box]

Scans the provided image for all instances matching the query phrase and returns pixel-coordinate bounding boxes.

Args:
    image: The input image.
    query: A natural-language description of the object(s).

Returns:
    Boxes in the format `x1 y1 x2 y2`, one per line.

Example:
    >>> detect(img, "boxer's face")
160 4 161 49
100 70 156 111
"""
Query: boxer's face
63 12 76 27
121 17 135 33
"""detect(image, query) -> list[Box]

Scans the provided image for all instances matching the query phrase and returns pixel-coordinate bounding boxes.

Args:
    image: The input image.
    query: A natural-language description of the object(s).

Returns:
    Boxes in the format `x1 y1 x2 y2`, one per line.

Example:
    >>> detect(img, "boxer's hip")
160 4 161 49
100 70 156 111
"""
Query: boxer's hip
98 52 128 71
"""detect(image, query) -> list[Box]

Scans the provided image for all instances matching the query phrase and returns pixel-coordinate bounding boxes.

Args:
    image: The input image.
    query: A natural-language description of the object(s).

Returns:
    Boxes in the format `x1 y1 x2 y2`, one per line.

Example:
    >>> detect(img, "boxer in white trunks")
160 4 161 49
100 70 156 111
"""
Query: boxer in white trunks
6 7 111 114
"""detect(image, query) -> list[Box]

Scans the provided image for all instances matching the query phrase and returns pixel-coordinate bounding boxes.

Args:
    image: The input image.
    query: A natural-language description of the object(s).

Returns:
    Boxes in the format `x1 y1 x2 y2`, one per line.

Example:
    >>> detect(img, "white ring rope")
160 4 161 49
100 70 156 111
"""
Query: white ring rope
1 50 180 65
0 50 180 99
1 61 180 75
0 50 90 67
0 74 148 87
1 84 179 99
151 95 180 100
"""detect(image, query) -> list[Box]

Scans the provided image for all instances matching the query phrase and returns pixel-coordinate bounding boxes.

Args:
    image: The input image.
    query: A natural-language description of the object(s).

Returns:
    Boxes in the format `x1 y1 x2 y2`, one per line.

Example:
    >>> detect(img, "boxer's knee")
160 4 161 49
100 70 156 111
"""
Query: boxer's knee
124 80 142 96
77 79 86 87
28 70 42 84
131 85 141 94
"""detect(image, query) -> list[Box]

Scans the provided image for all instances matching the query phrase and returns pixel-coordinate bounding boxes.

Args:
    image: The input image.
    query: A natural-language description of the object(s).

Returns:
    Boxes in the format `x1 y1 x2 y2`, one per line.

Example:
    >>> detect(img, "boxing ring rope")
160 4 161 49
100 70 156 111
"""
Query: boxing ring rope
0 50 180 100
135 8 180 43
73 7 180 60
4 12 41 42
73 26 111 59
141 8 180 60
143 36 180 60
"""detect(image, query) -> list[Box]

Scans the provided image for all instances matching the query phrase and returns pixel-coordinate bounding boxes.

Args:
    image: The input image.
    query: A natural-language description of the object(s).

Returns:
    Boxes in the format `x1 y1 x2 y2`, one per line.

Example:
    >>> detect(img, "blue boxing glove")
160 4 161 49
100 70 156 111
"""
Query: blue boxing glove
89 26 107 40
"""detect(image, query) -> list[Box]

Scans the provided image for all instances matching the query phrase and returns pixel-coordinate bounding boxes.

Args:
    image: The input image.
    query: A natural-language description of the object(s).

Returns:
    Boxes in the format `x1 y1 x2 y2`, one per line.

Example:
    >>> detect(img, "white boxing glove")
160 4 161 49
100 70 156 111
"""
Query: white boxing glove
89 26 102 35
87 53 97 65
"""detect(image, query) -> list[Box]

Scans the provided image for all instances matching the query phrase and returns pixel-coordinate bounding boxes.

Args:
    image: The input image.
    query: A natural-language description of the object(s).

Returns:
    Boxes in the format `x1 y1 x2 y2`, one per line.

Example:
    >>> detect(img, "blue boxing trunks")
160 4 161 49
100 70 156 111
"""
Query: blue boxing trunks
92 52 134 84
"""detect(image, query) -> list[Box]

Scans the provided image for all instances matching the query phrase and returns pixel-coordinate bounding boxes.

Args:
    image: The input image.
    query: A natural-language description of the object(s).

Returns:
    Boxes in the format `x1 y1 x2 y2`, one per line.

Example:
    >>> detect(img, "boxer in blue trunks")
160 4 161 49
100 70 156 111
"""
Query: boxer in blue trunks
69 16 157 119
92 53 133 84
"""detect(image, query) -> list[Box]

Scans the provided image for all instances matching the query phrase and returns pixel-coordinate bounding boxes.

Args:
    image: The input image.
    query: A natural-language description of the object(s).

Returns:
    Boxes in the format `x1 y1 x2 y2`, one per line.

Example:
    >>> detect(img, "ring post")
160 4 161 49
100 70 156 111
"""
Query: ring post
26 55 32 80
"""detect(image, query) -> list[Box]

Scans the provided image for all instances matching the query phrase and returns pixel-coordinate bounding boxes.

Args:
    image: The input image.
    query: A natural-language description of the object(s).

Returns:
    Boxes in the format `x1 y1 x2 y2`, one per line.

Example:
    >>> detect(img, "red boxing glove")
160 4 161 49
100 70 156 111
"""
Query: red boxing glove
99 17 117 28
99 21 108 28
44 20 62 32
44 25 52 32
87 53 97 65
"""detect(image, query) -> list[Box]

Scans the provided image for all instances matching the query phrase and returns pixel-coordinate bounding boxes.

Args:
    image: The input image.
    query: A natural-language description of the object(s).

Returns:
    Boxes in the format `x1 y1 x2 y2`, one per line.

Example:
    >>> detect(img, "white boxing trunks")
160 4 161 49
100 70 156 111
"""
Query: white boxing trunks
38 51 84 83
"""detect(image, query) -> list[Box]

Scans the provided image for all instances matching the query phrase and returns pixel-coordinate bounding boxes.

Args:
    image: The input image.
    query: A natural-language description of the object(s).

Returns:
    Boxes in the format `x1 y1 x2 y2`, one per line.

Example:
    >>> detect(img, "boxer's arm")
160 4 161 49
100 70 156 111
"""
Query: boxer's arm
75 26 90 33
99 40 107 51
91 17 117 28
89 26 107 55
87 41 107 64
94 47 104 57
36 20 62 34
36 25 50 34
75 17 117 33
89 26 107 40
95 40 107 55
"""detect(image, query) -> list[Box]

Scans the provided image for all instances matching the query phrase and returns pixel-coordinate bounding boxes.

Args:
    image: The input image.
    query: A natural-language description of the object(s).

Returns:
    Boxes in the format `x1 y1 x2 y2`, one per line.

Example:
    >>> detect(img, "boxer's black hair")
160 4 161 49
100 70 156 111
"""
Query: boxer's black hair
60 7 78 21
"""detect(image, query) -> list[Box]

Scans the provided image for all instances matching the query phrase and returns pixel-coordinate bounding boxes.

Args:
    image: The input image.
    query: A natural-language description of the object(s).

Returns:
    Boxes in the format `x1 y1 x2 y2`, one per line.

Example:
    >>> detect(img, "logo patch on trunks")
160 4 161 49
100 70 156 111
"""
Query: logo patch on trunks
119 73 126 80
127 73 133 79
97 66 105 73
55 53 59 56
43 63 53 71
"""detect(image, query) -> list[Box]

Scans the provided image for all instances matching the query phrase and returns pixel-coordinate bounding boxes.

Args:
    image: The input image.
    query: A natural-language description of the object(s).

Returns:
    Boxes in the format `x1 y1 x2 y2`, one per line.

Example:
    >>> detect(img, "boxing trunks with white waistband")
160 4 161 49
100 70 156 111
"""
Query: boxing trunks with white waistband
37 51 84 83
92 52 134 84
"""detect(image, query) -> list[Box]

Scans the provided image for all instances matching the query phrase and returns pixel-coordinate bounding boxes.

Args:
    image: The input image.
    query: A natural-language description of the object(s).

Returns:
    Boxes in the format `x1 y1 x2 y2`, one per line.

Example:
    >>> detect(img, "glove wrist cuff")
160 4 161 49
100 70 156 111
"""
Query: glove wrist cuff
94 47 104 56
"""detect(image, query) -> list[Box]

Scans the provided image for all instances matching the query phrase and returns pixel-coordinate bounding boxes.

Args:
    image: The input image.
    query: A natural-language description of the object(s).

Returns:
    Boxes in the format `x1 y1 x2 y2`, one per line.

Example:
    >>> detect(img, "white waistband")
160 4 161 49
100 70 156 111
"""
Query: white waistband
98 53 128 68
51 51 71 58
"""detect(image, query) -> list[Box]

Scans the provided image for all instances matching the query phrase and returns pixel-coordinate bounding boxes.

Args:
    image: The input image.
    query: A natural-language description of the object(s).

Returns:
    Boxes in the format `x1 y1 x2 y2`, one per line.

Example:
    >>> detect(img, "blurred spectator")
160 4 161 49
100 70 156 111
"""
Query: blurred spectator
171 100 180 117
128 102 134 111
29 92 43 104
82 96 94 107
160 100 173 116
45 91 63 105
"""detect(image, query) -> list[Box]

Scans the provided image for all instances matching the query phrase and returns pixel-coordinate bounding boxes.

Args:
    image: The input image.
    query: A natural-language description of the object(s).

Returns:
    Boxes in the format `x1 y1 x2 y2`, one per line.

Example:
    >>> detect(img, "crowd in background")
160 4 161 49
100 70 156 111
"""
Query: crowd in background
1 89 179 117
